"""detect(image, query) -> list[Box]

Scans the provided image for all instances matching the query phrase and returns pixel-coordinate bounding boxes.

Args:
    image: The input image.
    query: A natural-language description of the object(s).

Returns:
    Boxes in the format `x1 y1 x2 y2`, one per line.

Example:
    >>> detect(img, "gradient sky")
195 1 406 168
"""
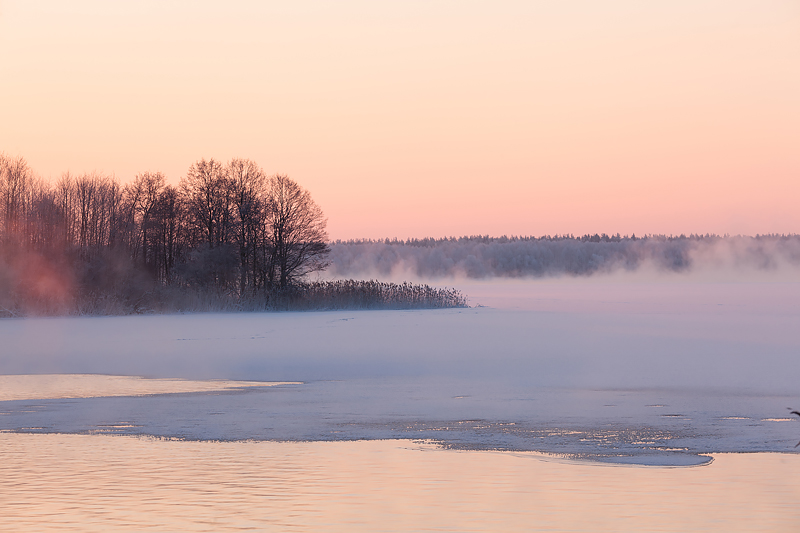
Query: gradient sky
1 1 798 240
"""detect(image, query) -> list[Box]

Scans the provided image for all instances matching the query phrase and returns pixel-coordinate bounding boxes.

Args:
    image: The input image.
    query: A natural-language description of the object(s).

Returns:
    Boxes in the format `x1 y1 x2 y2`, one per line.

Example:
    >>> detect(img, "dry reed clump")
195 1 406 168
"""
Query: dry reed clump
263 280 468 311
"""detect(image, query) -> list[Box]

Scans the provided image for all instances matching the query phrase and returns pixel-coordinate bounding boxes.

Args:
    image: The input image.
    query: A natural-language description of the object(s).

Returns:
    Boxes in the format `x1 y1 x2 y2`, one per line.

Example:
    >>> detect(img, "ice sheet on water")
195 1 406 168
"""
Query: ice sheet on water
0 374 297 402
1 376 798 466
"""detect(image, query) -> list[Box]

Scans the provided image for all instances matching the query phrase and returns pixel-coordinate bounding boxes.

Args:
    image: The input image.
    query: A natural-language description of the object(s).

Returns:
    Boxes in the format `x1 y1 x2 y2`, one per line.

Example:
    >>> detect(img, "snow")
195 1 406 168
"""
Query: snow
1 279 799 465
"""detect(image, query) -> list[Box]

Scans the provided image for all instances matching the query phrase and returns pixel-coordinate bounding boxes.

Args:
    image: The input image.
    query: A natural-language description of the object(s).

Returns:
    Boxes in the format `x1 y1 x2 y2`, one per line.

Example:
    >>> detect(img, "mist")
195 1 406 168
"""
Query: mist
325 234 800 283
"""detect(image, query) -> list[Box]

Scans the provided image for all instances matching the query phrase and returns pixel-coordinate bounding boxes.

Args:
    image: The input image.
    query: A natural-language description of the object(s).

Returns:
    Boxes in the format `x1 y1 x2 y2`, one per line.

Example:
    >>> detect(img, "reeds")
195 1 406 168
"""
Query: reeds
0 278 467 316
262 280 467 311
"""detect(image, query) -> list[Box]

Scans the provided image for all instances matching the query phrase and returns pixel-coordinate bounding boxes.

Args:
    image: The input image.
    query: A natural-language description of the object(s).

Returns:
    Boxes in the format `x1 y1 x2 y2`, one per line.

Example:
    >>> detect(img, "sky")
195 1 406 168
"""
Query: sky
1 1 798 240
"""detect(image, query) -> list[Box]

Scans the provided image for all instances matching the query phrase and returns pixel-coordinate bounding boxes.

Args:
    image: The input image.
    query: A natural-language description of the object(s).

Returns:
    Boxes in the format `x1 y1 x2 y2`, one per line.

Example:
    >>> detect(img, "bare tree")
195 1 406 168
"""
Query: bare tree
74 173 98 251
179 158 238 289
181 158 230 247
54 173 77 248
26 178 59 249
125 171 166 268
0 154 32 240
264 174 330 289
72 173 120 255
227 158 265 294
150 185 183 283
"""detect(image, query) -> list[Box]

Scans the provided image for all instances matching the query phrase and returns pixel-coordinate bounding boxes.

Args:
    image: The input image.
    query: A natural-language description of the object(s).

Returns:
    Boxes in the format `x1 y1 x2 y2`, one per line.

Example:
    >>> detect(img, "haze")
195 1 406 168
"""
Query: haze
2 1 798 239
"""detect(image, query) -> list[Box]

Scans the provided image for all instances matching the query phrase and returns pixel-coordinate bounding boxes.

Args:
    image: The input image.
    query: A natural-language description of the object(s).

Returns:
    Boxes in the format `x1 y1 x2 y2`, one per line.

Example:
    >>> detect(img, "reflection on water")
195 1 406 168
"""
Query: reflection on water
1 434 799 532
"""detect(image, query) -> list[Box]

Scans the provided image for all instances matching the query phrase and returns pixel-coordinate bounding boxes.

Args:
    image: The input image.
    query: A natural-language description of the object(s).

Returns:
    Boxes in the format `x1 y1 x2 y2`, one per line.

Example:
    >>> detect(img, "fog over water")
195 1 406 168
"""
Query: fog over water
2 274 798 466
326 235 800 282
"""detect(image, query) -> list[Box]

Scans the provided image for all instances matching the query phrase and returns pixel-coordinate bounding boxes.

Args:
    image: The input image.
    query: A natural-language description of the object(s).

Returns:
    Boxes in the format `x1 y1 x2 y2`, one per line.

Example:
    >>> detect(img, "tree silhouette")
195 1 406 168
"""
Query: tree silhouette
181 158 230 247
227 158 266 295
264 174 330 289
125 171 165 268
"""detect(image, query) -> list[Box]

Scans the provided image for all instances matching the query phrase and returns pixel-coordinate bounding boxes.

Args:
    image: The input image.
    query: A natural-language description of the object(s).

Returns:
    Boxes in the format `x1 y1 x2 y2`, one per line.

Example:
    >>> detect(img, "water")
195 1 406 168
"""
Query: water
2 280 800 529
1 433 799 532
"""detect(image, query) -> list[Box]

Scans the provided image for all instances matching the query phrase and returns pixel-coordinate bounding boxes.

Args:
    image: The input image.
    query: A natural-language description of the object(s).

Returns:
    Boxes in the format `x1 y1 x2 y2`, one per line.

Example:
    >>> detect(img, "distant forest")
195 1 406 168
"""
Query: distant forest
0 155 465 316
328 234 800 279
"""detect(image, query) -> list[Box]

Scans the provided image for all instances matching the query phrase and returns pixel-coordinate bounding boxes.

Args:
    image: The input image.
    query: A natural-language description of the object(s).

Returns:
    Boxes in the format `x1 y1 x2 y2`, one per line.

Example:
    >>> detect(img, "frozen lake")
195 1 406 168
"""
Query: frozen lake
2 280 799 466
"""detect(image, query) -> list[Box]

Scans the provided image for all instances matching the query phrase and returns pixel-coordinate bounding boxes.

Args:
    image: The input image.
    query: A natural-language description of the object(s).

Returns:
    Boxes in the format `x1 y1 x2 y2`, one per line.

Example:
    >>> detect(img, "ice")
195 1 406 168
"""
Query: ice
0 374 296 402
1 279 799 465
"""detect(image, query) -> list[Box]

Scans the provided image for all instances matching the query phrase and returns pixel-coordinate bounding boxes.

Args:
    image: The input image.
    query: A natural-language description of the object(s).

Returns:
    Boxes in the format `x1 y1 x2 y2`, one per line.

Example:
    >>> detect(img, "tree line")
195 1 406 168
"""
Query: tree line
334 232 773 247
328 233 800 279
1 154 328 291
0 154 467 315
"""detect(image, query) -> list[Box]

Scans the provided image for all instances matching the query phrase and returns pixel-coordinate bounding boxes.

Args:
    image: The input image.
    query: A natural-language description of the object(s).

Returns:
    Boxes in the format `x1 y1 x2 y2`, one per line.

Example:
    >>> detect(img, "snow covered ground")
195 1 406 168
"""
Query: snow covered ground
1 279 799 465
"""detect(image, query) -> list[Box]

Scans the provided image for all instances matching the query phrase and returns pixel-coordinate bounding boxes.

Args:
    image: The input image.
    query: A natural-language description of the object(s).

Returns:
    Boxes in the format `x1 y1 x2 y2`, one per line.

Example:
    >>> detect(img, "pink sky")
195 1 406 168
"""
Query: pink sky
1 1 798 240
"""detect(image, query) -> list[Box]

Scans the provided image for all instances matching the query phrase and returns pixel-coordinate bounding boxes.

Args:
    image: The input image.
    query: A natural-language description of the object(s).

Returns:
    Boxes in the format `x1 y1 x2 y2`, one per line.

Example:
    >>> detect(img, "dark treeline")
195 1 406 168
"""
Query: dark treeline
0 154 465 315
329 233 800 279
336 232 760 247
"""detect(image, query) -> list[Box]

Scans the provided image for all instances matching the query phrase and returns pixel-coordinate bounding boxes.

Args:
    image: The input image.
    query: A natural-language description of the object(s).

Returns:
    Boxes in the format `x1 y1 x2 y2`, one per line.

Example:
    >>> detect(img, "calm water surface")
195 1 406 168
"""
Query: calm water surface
1 433 799 532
